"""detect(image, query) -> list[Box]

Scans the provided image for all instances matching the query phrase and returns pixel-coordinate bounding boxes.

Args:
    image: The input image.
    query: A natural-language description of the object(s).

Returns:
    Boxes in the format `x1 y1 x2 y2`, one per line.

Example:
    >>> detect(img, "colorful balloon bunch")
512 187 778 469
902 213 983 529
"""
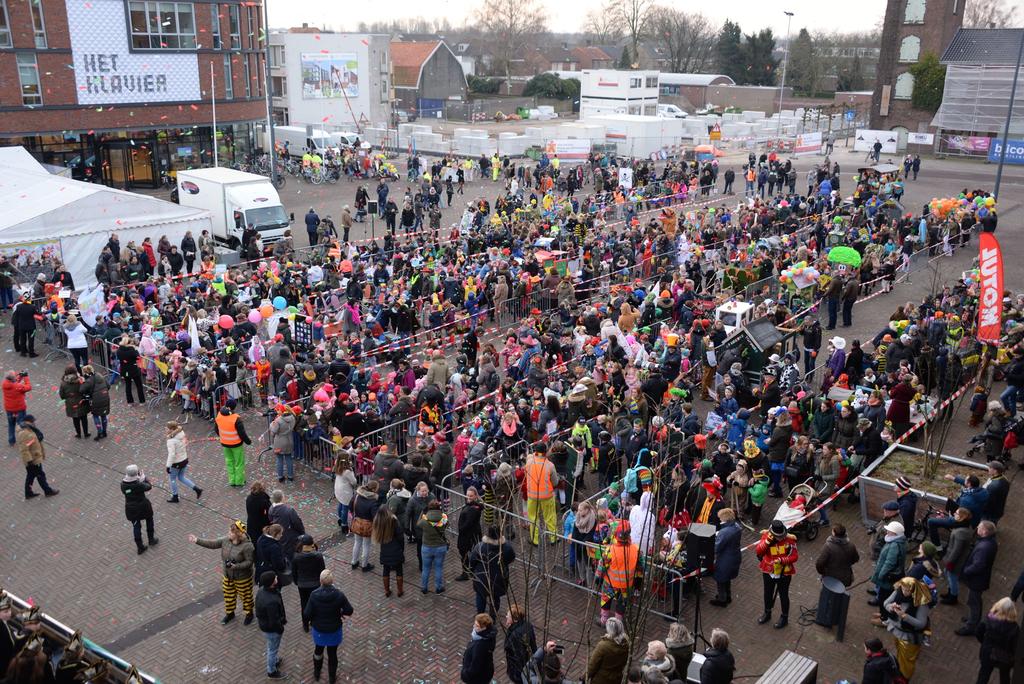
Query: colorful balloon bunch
779 261 821 290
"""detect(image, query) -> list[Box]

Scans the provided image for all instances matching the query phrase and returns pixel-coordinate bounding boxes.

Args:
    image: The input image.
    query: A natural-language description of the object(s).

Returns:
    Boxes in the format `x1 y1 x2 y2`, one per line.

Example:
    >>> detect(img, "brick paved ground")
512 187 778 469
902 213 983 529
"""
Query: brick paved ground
2 156 1024 683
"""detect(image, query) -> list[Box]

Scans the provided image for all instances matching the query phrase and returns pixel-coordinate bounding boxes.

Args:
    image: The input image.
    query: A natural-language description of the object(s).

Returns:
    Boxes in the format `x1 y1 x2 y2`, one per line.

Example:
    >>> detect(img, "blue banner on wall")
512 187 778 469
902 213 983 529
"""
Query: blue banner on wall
988 139 1024 165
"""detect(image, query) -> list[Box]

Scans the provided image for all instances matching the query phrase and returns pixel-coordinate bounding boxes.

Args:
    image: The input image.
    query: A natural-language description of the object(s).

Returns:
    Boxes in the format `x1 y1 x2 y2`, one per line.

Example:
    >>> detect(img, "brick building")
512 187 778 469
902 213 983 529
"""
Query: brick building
0 0 266 188
870 0 963 146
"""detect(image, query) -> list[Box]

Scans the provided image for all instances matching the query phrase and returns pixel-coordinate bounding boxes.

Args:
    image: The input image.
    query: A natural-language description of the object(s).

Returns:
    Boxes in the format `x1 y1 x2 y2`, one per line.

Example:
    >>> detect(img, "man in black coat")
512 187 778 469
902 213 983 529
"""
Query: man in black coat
956 520 998 636
255 571 286 679
468 525 516 617
11 293 39 357
861 637 897 684
982 461 1009 523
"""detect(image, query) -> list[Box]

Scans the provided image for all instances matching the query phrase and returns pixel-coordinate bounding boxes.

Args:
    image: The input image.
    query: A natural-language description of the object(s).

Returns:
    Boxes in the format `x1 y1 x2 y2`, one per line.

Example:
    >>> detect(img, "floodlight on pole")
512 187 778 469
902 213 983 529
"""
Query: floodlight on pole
777 11 794 136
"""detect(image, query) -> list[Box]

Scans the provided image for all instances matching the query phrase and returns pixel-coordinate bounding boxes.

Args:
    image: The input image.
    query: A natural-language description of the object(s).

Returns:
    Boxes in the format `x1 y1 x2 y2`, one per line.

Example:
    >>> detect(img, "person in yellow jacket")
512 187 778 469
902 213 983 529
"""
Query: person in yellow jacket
525 443 559 545
215 400 252 486
491 155 500 182
598 528 641 624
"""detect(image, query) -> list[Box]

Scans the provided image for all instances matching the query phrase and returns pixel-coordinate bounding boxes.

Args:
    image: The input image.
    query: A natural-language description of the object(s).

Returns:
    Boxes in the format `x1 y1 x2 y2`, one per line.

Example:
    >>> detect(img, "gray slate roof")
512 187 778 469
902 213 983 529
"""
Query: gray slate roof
941 28 1024 65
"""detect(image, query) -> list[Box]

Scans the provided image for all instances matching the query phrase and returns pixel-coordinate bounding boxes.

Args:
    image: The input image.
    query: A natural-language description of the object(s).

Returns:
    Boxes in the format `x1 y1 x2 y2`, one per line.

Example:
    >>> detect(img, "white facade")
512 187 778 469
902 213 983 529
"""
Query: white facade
579 69 660 119
269 32 391 131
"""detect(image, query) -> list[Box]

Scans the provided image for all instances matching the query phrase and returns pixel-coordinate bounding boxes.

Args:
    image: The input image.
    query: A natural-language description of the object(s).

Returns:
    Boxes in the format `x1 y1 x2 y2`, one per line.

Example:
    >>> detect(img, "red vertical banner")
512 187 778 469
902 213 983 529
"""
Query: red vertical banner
977 232 1004 342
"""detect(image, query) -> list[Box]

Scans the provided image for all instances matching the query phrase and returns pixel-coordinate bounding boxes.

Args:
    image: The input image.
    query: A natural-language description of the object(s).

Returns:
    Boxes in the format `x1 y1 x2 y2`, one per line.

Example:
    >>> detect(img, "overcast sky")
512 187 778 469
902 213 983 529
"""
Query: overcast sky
269 0 1024 37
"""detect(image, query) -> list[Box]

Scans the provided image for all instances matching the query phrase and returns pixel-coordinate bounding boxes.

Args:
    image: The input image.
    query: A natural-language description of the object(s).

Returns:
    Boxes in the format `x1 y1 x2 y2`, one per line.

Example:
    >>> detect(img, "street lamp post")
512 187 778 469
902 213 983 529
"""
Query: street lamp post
994 31 1024 201
776 11 794 136
261 0 277 187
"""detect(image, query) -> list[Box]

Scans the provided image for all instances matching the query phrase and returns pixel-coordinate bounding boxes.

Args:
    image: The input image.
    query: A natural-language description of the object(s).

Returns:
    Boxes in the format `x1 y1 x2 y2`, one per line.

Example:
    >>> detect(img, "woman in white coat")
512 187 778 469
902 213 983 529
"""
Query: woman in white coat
628 491 657 554
166 420 202 503
63 314 90 370
333 449 358 537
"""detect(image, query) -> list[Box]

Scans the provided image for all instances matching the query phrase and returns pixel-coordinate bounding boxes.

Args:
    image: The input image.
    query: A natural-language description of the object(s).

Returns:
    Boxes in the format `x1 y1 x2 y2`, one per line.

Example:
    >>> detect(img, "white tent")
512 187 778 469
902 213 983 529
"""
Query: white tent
0 152 211 288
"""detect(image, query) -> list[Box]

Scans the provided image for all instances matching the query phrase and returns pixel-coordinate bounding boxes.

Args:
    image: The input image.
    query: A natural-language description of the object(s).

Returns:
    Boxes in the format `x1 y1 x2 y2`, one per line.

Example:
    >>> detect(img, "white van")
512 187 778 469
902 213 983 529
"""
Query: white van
329 131 360 148
272 125 332 157
176 168 292 248
657 104 689 119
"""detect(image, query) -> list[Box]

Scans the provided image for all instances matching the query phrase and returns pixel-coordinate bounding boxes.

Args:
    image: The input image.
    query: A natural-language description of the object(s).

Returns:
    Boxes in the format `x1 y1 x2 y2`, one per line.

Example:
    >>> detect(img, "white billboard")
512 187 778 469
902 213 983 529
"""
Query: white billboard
794 131 822 155
854 129 899 154
65 0 200 105
300 53 359 99
544 139 591 160
907 132 935 145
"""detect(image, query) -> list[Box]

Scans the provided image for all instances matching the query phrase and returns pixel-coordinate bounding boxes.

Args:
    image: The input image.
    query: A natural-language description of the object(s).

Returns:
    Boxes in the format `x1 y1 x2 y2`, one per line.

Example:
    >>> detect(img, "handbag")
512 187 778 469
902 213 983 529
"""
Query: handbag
350 516 373 537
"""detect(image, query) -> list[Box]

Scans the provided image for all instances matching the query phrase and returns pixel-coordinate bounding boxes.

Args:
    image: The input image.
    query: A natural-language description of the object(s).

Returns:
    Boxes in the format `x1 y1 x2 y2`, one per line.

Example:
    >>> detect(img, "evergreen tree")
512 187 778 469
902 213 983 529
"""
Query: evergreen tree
617 45 633 69
739 29 780 86
787 28 819 95
716 20 743 82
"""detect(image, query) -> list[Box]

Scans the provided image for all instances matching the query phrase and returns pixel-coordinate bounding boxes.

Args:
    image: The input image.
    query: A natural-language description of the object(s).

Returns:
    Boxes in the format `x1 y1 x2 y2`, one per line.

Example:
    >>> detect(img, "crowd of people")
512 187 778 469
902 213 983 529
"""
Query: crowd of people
3 141 1020 684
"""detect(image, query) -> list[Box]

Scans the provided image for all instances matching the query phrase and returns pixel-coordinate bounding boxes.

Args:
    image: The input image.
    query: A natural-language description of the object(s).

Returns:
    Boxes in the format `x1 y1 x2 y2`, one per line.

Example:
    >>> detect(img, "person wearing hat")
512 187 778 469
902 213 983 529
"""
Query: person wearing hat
881 577 932 680
17 413 57 500
255 570 287 679
292 534 326 632
754 520 798 629
815 523 860 588
215 401 252 487
188 520 255 625
869 520 906 608
11 290 39 358
121 464 158 554
892 477 918 534
598 528 641 625
270 403 297 483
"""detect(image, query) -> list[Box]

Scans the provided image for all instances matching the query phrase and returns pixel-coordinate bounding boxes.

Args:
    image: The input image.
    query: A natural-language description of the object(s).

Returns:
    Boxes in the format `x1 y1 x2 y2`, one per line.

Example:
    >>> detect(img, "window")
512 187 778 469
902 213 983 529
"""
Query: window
269 45 285 67
129 1 196 49
243 53 250 97
899 36 921 62
904 0 926 23
17 54 42 105
30 0 46 48
245 4 254 48
227 4 240 49
629 77 641 88
272 76 286 96
209 4 221 49
223 54 233 98
645 76 658 88
894 72 914 99
251 55 260 96
0 0 11 47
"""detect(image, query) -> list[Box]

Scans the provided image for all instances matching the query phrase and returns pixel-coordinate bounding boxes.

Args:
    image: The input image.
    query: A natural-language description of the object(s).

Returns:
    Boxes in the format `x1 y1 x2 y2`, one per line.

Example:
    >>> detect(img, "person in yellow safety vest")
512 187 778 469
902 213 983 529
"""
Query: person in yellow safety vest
302 151 313 168
525 443 559 545
551 155 560 177
491 155 500 182
599 528 641 624
215 400 252 486
311 152 323 169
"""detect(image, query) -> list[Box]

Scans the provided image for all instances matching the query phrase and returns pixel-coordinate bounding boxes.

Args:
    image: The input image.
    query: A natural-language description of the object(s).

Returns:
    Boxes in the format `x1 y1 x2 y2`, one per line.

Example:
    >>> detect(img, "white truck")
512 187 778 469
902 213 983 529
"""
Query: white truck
176 168 292 249
657 104 689 119
272 125 332 157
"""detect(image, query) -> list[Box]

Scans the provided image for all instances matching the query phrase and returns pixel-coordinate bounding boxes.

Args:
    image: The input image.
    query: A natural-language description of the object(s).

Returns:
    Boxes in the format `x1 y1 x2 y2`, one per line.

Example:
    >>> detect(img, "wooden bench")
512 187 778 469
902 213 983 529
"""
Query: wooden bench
755 650 818 684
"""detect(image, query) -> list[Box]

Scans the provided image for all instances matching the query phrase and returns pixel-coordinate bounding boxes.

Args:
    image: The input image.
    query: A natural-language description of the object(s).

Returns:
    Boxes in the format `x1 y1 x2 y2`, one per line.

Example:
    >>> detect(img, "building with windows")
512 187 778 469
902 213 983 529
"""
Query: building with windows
578 69 660 118
870 0 963 146
0 0 266 188
268 28 390 131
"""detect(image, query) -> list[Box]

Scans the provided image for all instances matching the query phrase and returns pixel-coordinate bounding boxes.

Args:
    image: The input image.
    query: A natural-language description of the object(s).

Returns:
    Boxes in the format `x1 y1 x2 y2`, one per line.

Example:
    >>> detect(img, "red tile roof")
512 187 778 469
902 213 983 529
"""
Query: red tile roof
390 41 440 88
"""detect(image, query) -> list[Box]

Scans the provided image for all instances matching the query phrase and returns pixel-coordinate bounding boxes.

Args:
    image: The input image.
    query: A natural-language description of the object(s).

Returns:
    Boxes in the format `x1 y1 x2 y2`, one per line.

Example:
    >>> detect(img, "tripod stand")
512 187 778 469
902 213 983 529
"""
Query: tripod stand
688 554 712 649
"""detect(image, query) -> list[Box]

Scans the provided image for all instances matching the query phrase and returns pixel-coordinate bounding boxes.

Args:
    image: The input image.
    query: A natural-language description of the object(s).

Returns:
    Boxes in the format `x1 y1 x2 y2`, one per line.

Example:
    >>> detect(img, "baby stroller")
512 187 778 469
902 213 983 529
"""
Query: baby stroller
772 478 829 542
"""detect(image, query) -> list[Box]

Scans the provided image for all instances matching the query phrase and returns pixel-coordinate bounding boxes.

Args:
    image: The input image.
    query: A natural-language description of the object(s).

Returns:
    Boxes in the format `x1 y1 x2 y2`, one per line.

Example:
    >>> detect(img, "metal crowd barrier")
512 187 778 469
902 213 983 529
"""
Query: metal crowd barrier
0 588 160 683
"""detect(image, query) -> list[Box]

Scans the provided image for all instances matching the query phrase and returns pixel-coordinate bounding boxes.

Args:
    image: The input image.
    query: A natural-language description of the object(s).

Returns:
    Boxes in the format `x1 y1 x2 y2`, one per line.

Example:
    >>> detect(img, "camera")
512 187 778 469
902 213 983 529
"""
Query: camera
18 371 27 377
553 645 564 655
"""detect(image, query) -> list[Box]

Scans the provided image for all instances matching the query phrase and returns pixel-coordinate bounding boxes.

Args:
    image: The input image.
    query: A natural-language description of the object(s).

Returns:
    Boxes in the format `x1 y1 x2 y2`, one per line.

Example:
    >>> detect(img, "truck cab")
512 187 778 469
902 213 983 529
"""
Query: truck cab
715 301 754 335
176 168 291 250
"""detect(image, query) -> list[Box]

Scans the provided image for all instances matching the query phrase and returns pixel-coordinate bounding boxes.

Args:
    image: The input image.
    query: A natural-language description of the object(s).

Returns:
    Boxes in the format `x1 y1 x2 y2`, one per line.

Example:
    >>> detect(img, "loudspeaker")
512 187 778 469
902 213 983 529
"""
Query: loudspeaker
686 522 716 568
367 200 378 214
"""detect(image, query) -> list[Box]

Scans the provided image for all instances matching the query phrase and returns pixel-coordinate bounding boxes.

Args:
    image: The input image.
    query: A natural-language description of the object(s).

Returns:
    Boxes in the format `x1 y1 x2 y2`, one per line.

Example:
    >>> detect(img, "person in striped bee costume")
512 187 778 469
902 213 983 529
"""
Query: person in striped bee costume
189 520 256 625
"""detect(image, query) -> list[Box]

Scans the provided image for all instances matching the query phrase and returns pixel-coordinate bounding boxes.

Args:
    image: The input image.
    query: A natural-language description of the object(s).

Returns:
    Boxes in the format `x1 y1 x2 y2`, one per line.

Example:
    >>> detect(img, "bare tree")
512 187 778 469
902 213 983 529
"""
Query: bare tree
607 0 654 67
964 0 1020 27
648 7 717 73
474 0 548 94
582 7 624 45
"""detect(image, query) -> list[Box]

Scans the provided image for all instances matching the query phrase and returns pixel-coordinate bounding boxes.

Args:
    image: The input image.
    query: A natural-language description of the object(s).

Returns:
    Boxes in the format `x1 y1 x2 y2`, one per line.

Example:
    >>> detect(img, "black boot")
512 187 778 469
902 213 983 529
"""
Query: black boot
709 594 729 607
757 611 771 624
167 495 180 503
313 654 323 681
774 614 789 629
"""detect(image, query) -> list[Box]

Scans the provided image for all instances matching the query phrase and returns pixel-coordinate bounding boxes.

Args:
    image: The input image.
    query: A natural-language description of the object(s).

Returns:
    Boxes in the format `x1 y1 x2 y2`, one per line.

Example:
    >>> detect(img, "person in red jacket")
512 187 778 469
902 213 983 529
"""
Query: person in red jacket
2 370 31 445
755 520 799 629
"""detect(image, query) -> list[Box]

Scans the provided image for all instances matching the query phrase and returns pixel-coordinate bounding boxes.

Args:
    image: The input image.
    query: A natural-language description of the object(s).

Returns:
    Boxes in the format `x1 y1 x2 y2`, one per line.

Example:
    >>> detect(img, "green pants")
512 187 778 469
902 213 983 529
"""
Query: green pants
223 445 246 485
